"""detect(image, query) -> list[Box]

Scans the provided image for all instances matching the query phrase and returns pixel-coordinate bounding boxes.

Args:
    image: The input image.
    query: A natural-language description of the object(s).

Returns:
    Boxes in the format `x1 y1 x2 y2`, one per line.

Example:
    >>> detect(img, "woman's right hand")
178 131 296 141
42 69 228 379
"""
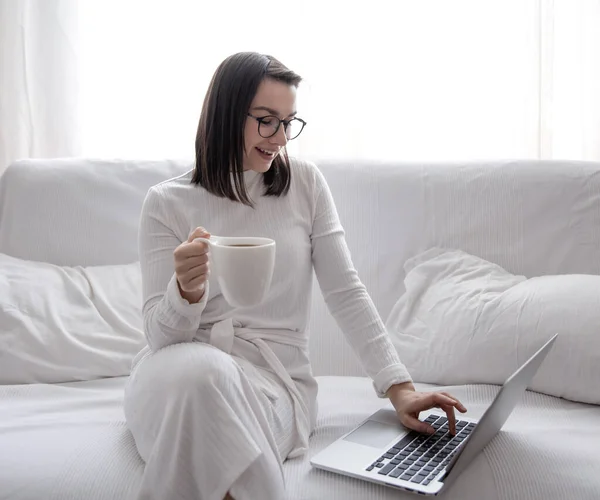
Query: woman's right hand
173 227 211 304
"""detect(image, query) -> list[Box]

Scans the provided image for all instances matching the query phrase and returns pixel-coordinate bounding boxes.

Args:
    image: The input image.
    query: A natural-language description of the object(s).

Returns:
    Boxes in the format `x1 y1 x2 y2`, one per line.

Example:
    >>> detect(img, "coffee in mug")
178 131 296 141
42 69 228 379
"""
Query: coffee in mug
193 236 275 307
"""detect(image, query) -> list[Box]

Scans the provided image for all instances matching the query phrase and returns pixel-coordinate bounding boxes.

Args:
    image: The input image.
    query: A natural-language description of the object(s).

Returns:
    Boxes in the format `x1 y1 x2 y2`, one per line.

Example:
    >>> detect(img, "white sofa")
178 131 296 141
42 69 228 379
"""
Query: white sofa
1 158 600 500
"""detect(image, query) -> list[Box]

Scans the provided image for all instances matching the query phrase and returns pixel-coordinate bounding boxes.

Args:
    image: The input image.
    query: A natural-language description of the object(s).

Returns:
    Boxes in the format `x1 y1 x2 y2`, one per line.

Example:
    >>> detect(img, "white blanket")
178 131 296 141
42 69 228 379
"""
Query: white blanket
1 377 599 500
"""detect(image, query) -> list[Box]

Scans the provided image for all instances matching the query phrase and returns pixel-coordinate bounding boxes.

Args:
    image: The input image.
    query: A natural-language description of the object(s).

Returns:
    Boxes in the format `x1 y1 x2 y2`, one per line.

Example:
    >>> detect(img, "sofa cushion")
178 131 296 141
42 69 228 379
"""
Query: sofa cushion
386 248 600 404
0 253 144 384
2 376 600 500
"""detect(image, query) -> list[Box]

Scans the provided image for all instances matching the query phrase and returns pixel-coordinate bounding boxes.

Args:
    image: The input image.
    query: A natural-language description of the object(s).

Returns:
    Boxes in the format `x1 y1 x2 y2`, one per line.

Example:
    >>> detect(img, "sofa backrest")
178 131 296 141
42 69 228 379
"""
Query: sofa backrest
0 158 189 266
2 158 600 376
309 159 600 375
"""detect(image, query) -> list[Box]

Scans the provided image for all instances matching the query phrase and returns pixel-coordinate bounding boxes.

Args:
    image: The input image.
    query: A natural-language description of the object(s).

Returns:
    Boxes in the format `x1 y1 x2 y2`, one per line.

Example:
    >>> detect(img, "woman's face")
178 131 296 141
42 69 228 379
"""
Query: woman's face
243 78 297 172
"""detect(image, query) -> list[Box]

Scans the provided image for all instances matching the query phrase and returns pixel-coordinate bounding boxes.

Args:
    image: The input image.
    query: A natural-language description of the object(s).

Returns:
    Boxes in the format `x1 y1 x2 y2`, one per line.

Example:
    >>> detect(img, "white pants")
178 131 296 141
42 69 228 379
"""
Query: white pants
124 342 296 500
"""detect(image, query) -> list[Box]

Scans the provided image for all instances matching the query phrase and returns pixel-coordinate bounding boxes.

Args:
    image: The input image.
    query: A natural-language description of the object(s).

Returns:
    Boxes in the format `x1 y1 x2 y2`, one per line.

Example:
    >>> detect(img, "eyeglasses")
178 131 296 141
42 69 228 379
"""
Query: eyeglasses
247 113 307 140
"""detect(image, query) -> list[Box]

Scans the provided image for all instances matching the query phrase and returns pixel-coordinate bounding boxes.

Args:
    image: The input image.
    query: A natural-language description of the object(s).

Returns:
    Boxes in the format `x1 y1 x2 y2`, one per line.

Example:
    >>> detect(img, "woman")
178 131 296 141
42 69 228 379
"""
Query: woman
124 52 467 500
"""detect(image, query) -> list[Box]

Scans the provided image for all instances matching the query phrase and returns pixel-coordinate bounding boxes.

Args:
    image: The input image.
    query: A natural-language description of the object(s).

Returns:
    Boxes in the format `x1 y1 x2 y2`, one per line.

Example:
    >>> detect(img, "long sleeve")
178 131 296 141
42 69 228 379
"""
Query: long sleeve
138 187 209 351
310 168 412 397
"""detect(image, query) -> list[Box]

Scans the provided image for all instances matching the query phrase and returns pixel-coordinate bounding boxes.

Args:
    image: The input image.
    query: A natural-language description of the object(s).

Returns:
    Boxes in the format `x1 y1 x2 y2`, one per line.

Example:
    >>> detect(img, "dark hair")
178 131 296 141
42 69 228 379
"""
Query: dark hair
192 52 302 206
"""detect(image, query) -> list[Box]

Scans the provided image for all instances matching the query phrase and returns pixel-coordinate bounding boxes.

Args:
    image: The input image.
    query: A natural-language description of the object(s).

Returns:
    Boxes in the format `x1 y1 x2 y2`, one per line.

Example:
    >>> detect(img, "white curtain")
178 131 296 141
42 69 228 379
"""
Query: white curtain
2 0 600 175
543 0 600 160
0 0 79 175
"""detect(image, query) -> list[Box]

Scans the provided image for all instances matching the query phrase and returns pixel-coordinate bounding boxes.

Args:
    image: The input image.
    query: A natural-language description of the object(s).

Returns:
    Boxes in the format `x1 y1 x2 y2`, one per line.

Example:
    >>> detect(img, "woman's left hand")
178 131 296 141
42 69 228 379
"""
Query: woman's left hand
387 382 467 435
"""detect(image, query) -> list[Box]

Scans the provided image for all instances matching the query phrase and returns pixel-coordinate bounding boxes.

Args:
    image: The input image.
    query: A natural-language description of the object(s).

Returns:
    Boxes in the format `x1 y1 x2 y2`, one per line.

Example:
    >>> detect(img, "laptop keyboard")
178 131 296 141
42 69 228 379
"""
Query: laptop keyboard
365 414 475 486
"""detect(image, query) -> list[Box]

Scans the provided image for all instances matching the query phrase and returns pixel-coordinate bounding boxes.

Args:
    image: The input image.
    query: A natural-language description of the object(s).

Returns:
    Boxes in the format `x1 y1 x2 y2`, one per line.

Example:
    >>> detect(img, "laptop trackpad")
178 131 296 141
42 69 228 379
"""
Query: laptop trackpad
343 420 403 448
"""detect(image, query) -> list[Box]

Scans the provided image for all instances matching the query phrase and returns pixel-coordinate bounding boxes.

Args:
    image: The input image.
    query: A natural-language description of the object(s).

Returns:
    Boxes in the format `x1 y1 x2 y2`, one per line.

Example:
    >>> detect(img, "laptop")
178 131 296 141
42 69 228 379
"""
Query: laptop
310 334 558 496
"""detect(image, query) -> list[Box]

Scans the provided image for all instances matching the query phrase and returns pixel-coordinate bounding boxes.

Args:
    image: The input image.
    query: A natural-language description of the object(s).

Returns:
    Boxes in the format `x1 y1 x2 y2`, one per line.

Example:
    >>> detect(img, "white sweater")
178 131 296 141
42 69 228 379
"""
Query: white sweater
134 158 411 451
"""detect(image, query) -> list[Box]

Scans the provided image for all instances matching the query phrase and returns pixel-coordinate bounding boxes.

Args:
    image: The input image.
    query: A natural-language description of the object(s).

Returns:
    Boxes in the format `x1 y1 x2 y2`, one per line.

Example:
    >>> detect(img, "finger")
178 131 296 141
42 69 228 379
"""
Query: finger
180 273 209 292
441 404 457 435
176 242 210 260
186 273 209 290
405 393 454 414
175 253 209 273
188 226 211 242
187 241 210 256
441 392 468 413
406 393 465 421
177 262 209 280
401 414 435 435
187 226 211 243
187 240 210 253
428 393 462 410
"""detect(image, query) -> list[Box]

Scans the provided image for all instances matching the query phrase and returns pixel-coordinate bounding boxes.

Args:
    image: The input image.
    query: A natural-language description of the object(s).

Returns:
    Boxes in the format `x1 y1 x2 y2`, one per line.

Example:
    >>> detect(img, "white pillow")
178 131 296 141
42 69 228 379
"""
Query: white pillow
386 248 600 405
0 253 145 384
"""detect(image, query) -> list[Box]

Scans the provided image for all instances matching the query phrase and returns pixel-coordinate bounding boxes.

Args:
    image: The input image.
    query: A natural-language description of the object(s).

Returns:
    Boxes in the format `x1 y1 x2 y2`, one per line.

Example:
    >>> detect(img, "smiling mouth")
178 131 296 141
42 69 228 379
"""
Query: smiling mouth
256 147 277 158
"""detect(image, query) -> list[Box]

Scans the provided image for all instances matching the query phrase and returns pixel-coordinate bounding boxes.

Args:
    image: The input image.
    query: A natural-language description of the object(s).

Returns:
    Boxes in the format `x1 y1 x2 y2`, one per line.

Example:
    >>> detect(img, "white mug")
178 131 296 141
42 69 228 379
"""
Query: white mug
193 236 276 308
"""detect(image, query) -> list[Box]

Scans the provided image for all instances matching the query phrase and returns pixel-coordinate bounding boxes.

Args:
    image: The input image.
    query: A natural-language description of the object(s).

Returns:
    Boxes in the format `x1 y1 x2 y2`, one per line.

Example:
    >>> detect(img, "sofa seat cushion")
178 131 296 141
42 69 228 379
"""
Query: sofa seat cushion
1 376 599 500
